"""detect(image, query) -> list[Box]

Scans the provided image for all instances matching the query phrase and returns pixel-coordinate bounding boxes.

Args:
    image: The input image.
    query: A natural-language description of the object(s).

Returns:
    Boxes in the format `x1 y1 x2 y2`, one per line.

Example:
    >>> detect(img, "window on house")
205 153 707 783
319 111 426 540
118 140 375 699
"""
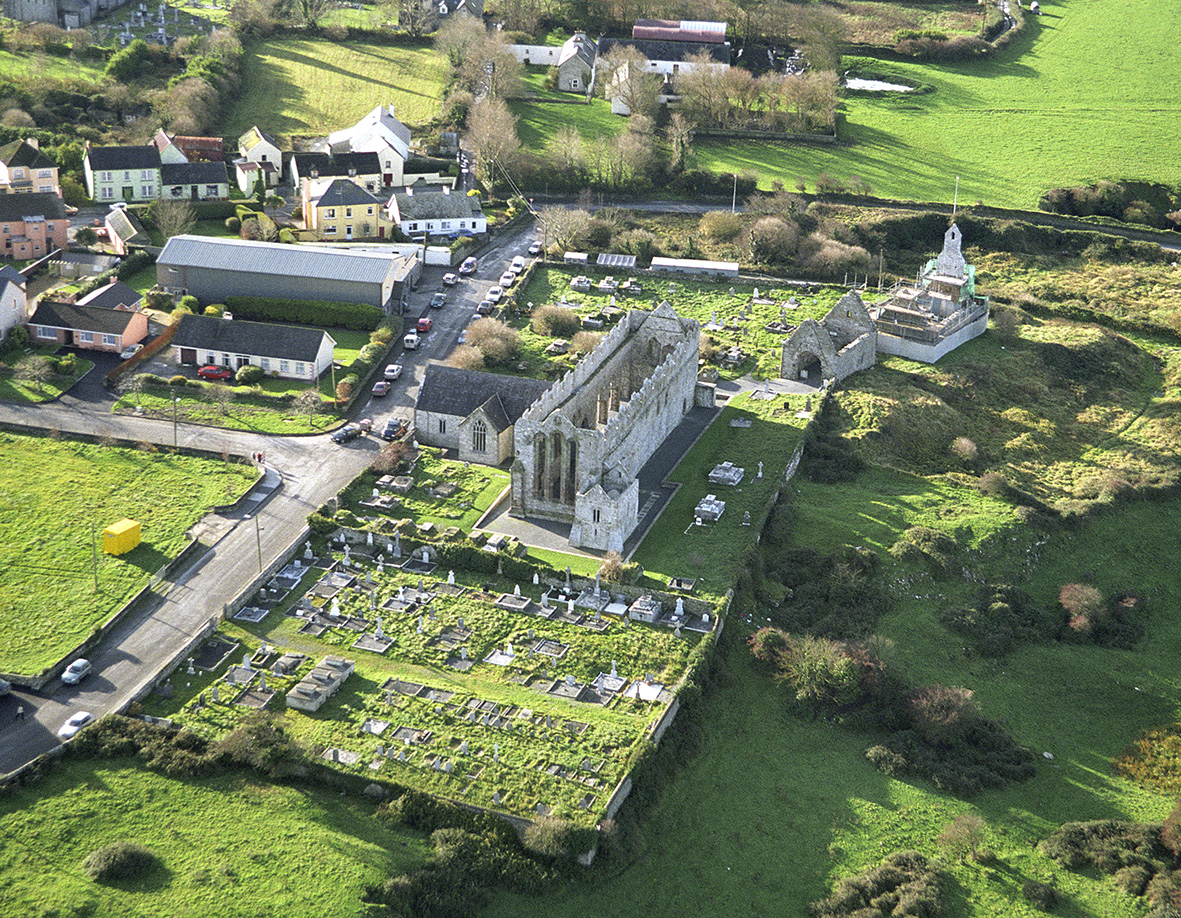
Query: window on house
459 221 465 229
38 185 51 193
100 171 111 181
280 360 290 373
407 223 417 231
324 226 337 234
122 171 131 181
441 221 451 229
1 225 7 233
37 327 56 339
102 334 118 346
141 186 153 198
438 418 446 434
366 207 373 215
101 188 113 200
38 169 52 177
593 508 601 523
326 208 335 218
260 358 270 371
141 170 152 180
206 185 218 197
345 207 352 218
295 362 305 375
207 352 217 363
80 332 93 343
472 419 486 453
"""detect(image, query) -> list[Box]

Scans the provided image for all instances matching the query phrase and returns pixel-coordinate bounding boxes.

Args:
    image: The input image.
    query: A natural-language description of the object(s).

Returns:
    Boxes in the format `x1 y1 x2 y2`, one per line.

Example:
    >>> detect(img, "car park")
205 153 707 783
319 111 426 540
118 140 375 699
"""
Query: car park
499 271 516 288
486 286 503 303
417 317 433 333
459 257 478 275
372 380 391 397
331 424 362 444
430 292 446 309
443 273 458 286
57 711 94 740
61 658 92 685
197 365 232 381
383 364 403 380
511 255 526 274
119 343 143 361
527 241 543 256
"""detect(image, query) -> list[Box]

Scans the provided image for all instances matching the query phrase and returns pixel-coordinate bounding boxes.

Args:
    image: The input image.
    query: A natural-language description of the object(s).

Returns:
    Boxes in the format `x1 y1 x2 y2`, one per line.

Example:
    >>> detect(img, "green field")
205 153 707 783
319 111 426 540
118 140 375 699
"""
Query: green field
225 37 449 139
0 757 429 918
0 433 256 675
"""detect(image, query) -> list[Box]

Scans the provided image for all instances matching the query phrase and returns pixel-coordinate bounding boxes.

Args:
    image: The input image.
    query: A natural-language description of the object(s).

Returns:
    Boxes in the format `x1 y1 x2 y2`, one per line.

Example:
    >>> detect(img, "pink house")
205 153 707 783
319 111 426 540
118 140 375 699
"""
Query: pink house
26 300 148 353
0 192 69 261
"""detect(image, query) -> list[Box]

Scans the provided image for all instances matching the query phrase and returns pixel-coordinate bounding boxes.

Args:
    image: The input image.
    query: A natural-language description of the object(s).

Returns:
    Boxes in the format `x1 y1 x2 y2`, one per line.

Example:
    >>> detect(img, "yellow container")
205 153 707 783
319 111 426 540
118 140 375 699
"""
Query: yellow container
103 519 141 556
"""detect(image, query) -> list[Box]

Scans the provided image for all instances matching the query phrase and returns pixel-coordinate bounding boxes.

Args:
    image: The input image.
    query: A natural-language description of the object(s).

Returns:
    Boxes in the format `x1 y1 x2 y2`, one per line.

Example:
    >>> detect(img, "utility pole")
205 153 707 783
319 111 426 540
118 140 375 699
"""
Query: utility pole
731 173 738 214
90 519 98 592
172 397 180 448
245 514 263 572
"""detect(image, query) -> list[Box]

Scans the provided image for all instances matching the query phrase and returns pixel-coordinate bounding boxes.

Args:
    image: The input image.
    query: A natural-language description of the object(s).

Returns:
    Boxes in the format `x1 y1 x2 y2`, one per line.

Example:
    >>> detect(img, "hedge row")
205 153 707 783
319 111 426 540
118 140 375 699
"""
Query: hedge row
223 296 384 331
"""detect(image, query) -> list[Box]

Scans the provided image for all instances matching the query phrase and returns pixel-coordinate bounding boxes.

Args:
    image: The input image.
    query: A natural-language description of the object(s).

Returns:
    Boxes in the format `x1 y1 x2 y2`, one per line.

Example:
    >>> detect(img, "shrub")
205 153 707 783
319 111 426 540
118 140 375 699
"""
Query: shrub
225 216 240 232
747 215 799 264
1022 881 1058 911
215 713 305 777
466 319 520 366
810 850 944 918
699 210 743 242
937 813 986 860
203 303 224 317
235 364 264 384
445 344 484 371
179 294 199 312
224 295 383 331
82 842 158 883
169 374 188 386
908 684 977 746
570 330 601 355
940 583 1060 656
531 305 581 338
523 816 583 860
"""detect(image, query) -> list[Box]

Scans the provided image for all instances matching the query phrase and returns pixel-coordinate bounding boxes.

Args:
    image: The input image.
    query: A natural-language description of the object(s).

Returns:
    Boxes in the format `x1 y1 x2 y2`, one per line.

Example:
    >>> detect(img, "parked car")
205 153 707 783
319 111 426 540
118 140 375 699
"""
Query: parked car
417 317 433 333
457 329 468 344
511 255 527 274
380 417 409 441
61 658 92 685
459 256 478 275
383 364 403 380
372 380 391 397
443 273 459 286
476 300 495 315
57 711 94 740
358 418 373 432
430 292 447 309
0 677 11 696
527 241 543 256
486 286 503 304
119 342 143 361
499 271 516 288
197 365 232 381
331 424 362 444
403 331 420 350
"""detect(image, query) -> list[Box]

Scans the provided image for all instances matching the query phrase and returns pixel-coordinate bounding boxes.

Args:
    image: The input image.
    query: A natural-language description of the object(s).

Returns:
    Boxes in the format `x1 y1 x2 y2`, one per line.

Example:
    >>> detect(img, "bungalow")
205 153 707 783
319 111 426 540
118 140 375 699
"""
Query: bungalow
328 105 411 187
386 181 486 240
104 206 149 256
414 363 551 464
84 144 162 204
160 161 230 202
171 313 336 381
0 192 69 260
26 299 148 353
303 178 391 241
0 264 28 336
0 139 60 196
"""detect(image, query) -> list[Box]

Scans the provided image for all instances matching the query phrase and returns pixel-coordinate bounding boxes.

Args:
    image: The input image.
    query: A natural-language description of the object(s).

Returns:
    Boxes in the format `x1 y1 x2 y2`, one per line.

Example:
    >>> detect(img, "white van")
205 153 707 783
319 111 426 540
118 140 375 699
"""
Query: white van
510 255 526 275
403 331 420 350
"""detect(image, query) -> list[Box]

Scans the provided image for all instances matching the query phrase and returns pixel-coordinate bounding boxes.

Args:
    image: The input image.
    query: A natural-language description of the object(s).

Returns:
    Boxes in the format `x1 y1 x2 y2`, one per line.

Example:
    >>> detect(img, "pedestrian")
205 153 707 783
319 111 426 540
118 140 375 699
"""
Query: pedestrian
16 704 24 720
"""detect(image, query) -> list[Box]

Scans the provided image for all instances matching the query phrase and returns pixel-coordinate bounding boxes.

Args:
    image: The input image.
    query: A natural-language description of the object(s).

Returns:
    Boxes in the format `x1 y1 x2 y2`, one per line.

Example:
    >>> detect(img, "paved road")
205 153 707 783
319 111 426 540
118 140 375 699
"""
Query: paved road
0 220 538 776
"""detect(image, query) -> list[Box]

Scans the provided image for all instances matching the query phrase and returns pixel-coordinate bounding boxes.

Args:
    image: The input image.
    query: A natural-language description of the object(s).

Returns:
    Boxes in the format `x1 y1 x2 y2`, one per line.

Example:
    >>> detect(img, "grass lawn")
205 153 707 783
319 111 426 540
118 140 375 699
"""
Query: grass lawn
225 38 449 138
0 756 429 918
0 48 105 83
0 348 93 403
0 432 256 675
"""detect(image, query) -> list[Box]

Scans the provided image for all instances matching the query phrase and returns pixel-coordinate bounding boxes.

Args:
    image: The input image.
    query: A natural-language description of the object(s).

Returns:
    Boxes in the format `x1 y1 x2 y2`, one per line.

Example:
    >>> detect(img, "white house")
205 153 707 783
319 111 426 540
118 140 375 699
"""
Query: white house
84 144 162 204
171 313 336 381
387 181 486 239
0 264 28 337
328 105 412 188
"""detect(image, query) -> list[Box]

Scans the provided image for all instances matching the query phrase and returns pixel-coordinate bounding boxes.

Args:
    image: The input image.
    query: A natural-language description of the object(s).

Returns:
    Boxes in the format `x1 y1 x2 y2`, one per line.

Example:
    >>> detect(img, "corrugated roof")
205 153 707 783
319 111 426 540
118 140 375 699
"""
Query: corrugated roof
598 37 730 64
28 301 138 335
105 207 148 246
633 19 727 42
86 144 161 172
161 161 229 186
173 313 333 362
597 253 637 268
416 364 550 425
157 235 405 286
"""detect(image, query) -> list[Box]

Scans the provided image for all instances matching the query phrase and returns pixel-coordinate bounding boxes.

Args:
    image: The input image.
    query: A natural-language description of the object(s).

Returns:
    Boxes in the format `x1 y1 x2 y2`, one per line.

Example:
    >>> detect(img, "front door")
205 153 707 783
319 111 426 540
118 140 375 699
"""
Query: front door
345 225 353 240
122 186 133 200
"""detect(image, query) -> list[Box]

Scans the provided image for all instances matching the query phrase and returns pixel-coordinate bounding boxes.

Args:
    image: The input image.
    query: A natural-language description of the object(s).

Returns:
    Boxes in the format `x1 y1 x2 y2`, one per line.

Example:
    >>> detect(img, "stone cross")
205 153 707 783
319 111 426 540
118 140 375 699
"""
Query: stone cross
367 532 374 546
460 647 468 661
305 542 313 558
459 740 469 755
594 571 601 597
344 544 351 562
393 533 401 557
377 556 385 574
398 585 406 600
370 593 377 610
448 570 455 585
417 617 424 634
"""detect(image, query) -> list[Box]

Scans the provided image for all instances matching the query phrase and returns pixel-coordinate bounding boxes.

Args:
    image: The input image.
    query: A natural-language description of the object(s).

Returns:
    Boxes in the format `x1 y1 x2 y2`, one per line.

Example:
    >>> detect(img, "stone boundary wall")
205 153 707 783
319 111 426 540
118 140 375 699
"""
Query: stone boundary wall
692 128 838 144
875 311 989 364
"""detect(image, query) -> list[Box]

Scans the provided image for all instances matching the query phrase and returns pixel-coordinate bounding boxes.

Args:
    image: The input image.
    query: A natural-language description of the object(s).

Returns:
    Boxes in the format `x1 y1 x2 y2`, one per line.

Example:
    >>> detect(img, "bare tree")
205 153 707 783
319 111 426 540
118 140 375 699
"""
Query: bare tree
149 199 197 240
536 206 591 251
440 17 523 99
599 45 658 117
16 357 55 393
395 0 434 36
464 97 520 187
664 112 695 172
294 387 322 427
677 54 730 128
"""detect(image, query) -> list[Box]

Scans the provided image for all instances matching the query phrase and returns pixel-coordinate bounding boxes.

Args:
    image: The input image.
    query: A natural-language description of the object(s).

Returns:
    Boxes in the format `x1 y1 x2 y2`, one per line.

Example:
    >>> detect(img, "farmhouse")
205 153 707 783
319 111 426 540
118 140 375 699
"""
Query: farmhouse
327 105 412 188
780 290 877 384
84 144 161 204
171 313 336 381
869 223 990 363
0 139 60 196
27 299 147 353
156 235 420 313
511 302 708 553
414 364 552 464
303 178 391 241
598 19 730 78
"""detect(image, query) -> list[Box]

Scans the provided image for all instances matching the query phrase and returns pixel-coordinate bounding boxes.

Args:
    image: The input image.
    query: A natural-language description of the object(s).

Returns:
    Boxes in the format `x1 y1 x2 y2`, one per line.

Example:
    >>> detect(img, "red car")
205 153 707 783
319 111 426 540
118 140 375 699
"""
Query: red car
198 365 233 381
416 317 433 333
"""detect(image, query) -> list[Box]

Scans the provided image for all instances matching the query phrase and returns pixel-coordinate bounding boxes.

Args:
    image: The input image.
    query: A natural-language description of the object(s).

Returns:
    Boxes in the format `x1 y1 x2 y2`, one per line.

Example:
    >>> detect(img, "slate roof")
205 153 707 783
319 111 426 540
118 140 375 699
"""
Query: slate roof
0 140 57 170
598 37 730 64
290 152 331 178
239 126 280 152
86 144 162 172
329 105 411 159
313 178 385 209
172 313 334 363
416 364 550 427
28 300 139 335
560 34 597 69
390 185 482 222
76 280 141 311
0 264 26 286
0 192 67 222
158 235 405 286
105 207 149 247
160 161 230 186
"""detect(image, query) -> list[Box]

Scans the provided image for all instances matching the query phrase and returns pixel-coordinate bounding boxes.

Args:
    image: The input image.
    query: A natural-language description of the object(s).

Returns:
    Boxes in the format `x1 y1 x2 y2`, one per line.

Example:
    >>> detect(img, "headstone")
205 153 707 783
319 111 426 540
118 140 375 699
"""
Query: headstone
567 599 575 615
492 791 501 804
546 714 554 727
595 609 602 621
376 744 384 756
805 396 812 412
497 558 503 575
428 608 437 621
675 597 684 618
565 566 572 589
294 558 302 570
259 672 267 691
743 511 751 526
331 597 340 616
161 681 173 699
448 570 455 585
674 624 683 638
420 547 429 563
417 578 425 592
459 740 469 754
493 743 499 762
375 617 384 639
506 642 514 657
594 571 601 597
611 660 617 677
393 533 401 557
372 488 380 499
444 761 453 774
367 532 374 546
757 461 764 479
416 617 424 634
458 617 465 630
344 544 350 562
370 593 377 610
399 585 406 600
187 660 195 675
703 613 710 624
331 748 339 762
711 309 718 324
211 684 219 703
532 571 539 586
514 584 521 597
460 646 468 661
243 652 253 670
564 675 574 686
528 628 534 639
386 689 393 705
366 569 373 586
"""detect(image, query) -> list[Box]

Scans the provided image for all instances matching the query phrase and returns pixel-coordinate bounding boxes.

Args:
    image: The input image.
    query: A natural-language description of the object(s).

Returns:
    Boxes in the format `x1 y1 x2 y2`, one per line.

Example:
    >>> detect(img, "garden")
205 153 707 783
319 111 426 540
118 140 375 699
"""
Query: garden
0 343 93 404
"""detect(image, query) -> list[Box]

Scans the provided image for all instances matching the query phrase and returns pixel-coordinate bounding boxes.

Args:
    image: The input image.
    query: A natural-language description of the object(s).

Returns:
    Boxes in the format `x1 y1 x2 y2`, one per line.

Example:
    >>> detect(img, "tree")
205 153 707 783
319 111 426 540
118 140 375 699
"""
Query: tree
264 194 285 219
75 227 98 246
206 383 235 415
439 17 522 99
149 199 196 240
664 112 695 173
294 387 322 427
937 813 986 860
1060 582 1104 635
677 55 730 128
464 97 520 188
599 45 658 117
536 206 591 251
16 357 55 393
395 0 434 37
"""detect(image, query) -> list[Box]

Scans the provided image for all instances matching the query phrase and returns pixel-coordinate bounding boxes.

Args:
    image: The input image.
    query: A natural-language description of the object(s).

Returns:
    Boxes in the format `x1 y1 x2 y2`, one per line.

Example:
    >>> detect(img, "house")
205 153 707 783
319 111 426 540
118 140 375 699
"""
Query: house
153 128 190 165
76 279 142 311
414 363 552 464
0 140 60 196
238 126 282 172
387 181 486 239
172 313 336 381
156 235 420 313
291 151 384 193
558 32 598 93
50 251 120 280
234 160 278 196
26 299 148 352
105 206 149 256
84 144 161 204
0 193 69 260
303 178 391 241
160 161 230 202
597 19 730 78
0 264 28 336
153 129 224 163
328 105 411 187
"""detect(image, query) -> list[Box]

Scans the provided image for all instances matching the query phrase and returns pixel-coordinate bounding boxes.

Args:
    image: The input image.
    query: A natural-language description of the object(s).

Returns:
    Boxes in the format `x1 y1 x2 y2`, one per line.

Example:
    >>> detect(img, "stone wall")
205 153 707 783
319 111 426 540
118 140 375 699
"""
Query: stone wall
875 310 989 364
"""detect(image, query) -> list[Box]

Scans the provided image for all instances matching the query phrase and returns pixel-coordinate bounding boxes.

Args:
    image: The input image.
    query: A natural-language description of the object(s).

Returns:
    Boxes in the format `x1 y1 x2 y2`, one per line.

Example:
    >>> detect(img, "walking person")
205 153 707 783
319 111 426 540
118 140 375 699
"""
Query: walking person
16 703 24 720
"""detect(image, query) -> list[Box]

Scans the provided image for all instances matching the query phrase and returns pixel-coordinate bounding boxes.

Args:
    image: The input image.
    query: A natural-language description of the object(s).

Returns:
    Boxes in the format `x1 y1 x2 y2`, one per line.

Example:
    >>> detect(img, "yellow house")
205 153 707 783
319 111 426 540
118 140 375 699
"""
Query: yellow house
103 519 142 555
302 177 392 242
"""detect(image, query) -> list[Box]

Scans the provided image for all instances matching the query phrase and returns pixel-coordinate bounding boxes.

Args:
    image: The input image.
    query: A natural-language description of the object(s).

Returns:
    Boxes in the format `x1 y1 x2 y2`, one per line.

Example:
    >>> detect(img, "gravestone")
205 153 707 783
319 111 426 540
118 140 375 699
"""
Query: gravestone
513 584 521 597
460 647 468 661
417 578 425 592
610 661 617 678
675 624 683 638
506 642 514 657
457 617 465 630
428 608 437 621
546 714 554 727
743 511 751 526
386 689 393 705
243 652 252 670
344 544 350 562
459 740 469 755
448 570 455 585
528 629 534 639
492 791 500 804
376 744 384 756
377 555 385 573
259 672 267 691
533 572 539 585
393 534 401 557
567 599 575 615
674 597 684 618
757 461 764 479
493 743 499 762
565 566 572 589
497 558 503 575
160 681 173 699
367 532 374 546
416 617 424 634
210 684 219 703
594 571 601 597
366 570 372 586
